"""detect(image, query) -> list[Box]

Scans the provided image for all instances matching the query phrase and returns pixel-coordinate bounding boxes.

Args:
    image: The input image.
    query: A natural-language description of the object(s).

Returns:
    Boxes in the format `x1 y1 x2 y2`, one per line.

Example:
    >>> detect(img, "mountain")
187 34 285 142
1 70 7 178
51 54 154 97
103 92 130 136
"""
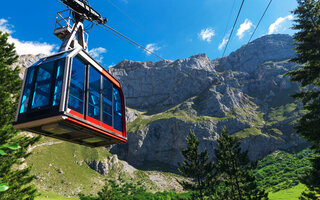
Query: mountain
109 34 308 167
15 34 308 198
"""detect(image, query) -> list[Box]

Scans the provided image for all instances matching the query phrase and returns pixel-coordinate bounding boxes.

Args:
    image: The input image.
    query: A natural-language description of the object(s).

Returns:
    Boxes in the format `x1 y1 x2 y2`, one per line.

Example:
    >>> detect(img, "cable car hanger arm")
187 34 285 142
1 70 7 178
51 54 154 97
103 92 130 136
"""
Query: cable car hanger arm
55 0 108 51
56 0 164 60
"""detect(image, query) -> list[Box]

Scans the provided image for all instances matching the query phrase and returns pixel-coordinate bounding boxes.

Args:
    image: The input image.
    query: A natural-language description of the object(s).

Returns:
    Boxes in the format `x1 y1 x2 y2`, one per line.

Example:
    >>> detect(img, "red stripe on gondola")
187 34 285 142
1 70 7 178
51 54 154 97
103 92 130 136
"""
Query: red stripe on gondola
65 117 126 142
86 115 101 126
101 69 121 88
68 109 125 140
68 109 84 119
102 123 124 137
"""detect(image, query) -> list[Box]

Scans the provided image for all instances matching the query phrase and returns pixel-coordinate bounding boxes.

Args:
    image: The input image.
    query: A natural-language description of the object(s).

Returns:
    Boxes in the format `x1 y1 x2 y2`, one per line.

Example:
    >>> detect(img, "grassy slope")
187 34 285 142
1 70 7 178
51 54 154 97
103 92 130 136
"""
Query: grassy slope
26 136 110 197
269 184 306 200
36 192 79 200
267 102 307 126
27 135 183 199
255 149 313 192
127 99 231 133
127 96 264 139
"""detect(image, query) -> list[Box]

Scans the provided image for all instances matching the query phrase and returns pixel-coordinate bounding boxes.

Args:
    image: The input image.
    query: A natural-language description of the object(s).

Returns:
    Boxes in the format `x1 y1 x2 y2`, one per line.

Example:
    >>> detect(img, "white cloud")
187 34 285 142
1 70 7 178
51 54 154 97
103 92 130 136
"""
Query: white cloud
8 37 56 55
0 19 13 34
0 18 56 55
199 28 215 42
89 47 107 63
268 15 294 34
145 43 160 55
218 36 229 51
236 19 253 39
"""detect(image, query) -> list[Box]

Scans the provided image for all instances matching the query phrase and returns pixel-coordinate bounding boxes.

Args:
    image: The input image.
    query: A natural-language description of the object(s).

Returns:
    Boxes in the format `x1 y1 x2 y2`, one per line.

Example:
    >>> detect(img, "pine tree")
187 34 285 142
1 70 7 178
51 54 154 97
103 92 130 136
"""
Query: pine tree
0 31 40 199
286 0 320 199
213 127 268 200
178 130 213 200
79 178 147 200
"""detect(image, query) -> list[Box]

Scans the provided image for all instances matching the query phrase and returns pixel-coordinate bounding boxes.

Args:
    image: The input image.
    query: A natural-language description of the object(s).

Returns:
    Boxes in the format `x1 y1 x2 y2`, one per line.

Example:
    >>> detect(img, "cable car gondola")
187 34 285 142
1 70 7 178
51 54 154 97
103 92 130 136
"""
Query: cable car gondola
13 0 126 147
14 47 126 147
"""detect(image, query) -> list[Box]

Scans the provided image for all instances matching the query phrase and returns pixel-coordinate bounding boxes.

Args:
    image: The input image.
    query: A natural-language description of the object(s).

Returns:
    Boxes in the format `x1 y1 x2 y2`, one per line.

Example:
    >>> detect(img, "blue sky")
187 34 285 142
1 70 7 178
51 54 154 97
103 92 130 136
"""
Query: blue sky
0 0 297 68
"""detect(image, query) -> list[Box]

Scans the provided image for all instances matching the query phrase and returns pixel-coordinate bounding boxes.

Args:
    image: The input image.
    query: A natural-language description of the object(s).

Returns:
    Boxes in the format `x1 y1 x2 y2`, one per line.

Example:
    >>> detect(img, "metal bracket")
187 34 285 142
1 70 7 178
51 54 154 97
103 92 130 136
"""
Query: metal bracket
54 9 89 52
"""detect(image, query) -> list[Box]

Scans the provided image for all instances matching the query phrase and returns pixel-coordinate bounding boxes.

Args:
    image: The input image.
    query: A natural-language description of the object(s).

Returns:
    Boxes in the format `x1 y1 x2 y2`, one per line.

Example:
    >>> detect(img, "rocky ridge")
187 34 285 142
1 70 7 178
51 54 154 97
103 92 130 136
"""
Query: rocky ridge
109 34 308 167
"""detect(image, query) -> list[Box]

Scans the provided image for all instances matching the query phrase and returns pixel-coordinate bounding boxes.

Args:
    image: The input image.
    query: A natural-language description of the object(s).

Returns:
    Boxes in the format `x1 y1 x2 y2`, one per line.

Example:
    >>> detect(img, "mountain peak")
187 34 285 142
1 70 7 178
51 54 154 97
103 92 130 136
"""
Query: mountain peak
215 34 295 73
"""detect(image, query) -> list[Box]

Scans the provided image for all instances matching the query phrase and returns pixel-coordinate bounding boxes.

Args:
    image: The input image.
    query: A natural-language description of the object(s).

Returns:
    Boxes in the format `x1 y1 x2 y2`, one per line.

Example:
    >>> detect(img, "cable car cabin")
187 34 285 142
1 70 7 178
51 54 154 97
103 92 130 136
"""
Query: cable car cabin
13 48 127 147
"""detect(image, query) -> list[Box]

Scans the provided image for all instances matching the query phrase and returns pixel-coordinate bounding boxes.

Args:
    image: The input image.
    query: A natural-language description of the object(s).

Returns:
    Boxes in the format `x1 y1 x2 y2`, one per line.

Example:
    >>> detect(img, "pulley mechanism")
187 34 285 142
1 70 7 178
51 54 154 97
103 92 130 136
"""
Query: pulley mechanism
61 0 107 24
54 0 107 52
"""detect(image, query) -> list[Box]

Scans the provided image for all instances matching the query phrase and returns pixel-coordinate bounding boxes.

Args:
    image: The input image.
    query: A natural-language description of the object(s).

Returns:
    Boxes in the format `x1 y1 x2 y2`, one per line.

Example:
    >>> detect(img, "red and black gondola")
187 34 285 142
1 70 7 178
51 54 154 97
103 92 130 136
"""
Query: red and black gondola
13 47 127 147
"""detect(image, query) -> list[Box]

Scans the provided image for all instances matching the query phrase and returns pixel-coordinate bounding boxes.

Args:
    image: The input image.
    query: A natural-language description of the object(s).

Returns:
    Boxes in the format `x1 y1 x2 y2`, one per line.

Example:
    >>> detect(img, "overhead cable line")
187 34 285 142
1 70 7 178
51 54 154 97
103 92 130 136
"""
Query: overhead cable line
105 0 147 33
95 22 164 60
222 0 237 39
222 0 245 57
57 0 164 60
247 0 272 44
241 0 272 56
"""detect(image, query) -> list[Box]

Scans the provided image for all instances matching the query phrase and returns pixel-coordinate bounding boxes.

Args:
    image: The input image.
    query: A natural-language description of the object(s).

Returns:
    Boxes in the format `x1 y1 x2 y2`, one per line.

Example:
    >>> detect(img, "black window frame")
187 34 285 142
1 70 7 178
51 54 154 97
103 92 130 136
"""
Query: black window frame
102 76 114 127
87 65 102 122
112 86 123 132
65 55 124 133
17 57 66 122
67 56 87 116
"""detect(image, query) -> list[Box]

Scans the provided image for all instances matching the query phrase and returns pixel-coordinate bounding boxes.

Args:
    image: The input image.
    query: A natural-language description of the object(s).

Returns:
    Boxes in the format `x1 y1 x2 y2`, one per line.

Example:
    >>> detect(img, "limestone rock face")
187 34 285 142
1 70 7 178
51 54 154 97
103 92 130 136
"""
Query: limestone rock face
86 155 120 176
109 34 308 166
14 54 46 78
15 54 47 69
108 54 217 110
215 34 296 73
125 108 139 123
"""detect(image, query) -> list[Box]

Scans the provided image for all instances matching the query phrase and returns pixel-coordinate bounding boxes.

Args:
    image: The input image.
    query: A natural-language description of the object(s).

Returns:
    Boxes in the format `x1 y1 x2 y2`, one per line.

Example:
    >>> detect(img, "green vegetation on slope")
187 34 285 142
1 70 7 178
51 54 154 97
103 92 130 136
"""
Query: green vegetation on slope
127 99 231 133
36 192 79 200
28 136 314 199
26 136 110 197
233 127 264 138
79 178 190 200
232 106 265 127
268 184 306 200
255 148 314 192
27 136 182 198
267 103 306 125
127 95 264 135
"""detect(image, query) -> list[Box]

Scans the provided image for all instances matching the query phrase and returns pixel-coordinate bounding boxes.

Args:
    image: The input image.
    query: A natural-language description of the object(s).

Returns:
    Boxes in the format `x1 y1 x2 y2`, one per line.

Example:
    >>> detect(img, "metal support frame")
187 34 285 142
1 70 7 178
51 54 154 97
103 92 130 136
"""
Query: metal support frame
59 20 87 52
54 0 107 53
54 10 89 52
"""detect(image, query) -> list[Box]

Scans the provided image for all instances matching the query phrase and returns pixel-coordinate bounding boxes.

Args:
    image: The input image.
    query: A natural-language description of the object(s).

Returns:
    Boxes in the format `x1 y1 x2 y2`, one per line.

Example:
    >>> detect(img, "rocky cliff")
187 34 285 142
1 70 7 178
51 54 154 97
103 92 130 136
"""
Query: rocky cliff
109 34 308 167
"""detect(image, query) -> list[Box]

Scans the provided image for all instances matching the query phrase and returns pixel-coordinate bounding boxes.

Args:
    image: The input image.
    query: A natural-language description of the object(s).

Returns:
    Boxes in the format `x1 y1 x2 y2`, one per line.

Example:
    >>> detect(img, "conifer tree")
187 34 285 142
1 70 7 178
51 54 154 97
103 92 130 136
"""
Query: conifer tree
286 0 320 198
79 178 147 200
213 127 268 200
0 31 40 199
178 130 213 200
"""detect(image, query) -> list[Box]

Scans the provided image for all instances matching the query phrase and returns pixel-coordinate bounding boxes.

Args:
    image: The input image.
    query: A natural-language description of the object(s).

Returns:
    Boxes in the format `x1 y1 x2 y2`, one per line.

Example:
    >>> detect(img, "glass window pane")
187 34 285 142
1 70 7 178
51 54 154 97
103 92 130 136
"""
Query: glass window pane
31 62 55 109
88 66 101 121
113 87 123 132
68 57 85 114
20 67 35 113
53 58 65 106
103 77 112 126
